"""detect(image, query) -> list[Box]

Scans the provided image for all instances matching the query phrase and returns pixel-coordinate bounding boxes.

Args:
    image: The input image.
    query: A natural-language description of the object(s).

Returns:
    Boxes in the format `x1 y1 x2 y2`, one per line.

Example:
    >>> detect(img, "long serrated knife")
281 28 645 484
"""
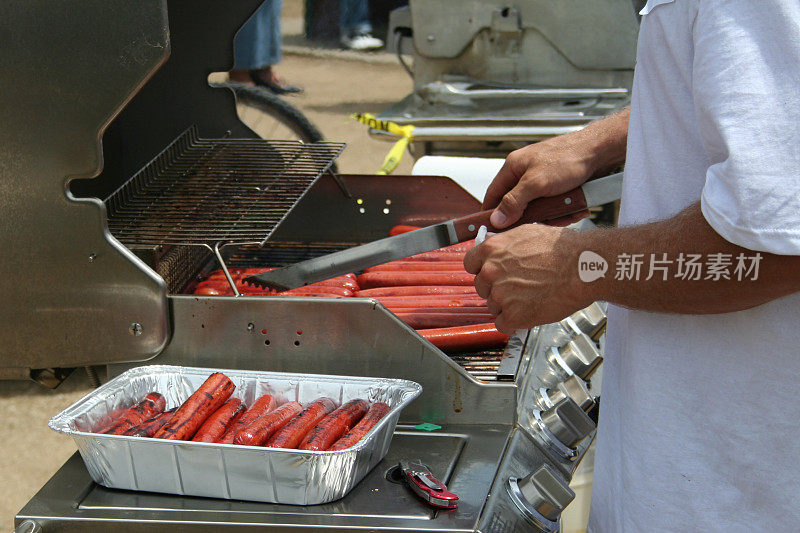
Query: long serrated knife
244 172 623 291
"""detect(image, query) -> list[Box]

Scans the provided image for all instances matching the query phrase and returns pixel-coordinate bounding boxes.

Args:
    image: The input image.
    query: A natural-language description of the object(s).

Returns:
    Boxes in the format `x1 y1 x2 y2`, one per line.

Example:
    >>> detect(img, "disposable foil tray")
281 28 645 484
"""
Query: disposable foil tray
49 365 421 504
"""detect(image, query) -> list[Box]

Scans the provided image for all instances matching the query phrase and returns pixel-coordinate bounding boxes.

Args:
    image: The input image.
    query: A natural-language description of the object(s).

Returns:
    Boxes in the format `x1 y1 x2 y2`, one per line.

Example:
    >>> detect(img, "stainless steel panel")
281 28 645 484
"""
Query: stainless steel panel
408 0 638 88
0 1 171 372
50 365 421 504
109 296 519 426
17 425 510 532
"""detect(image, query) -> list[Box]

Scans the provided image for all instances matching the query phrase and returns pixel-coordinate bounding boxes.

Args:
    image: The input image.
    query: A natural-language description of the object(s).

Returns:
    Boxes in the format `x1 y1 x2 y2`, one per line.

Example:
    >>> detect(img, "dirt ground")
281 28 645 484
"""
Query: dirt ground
0 11 414 532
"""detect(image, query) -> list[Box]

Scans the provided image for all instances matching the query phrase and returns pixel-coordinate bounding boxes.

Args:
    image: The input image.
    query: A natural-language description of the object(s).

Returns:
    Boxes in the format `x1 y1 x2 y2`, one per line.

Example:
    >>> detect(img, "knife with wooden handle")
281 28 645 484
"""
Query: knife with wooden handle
244 172 623 291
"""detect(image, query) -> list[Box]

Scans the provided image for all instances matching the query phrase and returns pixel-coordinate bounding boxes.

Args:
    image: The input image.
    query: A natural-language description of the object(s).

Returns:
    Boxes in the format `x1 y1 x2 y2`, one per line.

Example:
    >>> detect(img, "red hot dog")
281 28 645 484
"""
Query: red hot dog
418 323 509 352
101 392 166 435
122 408 177 437
299 399 369 451
265 397 337 449
328 402 391 451
191 398 246 442
153 373 235 440
217 394 277 444
234 401 304 446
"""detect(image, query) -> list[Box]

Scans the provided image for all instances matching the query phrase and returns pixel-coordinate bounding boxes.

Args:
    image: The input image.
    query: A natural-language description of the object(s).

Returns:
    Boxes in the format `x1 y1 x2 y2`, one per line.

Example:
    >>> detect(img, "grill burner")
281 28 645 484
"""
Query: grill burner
105 126 344 247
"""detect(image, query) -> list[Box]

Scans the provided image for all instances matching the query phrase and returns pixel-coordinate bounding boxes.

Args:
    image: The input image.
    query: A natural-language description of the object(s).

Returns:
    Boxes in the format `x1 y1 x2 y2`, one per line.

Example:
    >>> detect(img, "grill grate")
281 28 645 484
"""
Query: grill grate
449 351 505 381
105 126 344 247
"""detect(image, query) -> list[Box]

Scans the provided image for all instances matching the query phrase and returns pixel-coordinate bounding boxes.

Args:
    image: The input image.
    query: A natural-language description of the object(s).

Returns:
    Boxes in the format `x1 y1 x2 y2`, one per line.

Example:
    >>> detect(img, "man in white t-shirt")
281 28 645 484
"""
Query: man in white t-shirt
463 1 800 530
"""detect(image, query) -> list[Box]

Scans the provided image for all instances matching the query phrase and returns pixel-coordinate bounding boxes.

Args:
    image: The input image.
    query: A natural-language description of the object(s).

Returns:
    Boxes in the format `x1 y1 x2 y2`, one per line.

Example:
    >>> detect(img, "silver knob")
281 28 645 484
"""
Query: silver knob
548 333 603 381
566 302 607 341
540 397 596 448
507 464 575 531
541 375 595 414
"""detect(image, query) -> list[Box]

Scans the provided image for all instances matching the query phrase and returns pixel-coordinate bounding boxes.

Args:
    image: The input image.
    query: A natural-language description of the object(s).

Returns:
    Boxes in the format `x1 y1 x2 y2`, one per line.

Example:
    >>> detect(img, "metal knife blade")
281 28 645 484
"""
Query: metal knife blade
244 172 622 291
245 222 460 291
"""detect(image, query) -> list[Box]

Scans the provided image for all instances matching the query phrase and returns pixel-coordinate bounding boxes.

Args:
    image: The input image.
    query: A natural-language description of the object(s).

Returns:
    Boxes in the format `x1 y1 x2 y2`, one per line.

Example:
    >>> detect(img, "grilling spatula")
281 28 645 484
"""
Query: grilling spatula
244 172 623 291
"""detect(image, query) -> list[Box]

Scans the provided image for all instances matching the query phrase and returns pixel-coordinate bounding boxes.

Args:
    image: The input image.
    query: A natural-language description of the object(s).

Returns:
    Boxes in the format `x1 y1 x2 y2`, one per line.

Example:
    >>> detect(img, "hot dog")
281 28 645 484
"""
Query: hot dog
388 224 421 236
101 392 167 435
154 373 235 440
375 296 486 309
355 286 477 298
418 323 509 352
405 251 466 262
396 312 495 329
122 407 177 437
363 262 467 273
234 401 304 446
357 271 475 289
191 398 246 442
328 402 391 451
265 397 337 449
217 394 277 444
299 399 369 451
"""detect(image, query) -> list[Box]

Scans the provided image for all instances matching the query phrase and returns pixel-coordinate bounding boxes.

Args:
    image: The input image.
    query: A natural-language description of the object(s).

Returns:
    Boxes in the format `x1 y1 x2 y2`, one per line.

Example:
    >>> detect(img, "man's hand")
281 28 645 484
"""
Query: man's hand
463 224 590 334
483 108 629 228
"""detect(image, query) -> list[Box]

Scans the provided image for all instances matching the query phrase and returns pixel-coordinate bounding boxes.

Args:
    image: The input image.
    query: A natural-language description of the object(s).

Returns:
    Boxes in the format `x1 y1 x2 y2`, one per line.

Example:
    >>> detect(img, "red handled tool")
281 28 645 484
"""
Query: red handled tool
400 459 459 509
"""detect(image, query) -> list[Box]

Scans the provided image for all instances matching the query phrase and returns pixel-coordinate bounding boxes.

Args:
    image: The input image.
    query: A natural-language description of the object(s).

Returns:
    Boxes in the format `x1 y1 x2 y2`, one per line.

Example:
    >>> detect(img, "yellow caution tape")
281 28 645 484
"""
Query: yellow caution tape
352 113 415 175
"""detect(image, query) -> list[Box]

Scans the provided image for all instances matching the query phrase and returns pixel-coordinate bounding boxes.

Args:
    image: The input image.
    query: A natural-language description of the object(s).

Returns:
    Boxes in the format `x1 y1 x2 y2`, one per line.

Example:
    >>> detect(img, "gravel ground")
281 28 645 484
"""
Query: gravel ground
1 22 414 533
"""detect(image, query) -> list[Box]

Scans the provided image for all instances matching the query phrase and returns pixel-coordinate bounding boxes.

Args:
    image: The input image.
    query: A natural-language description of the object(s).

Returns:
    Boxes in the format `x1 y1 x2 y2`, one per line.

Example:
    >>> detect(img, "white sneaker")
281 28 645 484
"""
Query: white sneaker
341 32 384 51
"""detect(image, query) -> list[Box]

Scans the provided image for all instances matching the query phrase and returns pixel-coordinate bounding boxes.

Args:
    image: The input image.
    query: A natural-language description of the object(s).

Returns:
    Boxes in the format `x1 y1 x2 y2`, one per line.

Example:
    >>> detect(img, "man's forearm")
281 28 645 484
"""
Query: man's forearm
575 107 629 177
579 202 800 313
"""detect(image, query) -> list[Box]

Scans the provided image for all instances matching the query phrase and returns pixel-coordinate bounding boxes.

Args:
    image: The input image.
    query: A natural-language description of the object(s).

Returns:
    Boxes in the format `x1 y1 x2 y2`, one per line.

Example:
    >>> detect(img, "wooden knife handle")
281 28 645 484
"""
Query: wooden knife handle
451 188 588 241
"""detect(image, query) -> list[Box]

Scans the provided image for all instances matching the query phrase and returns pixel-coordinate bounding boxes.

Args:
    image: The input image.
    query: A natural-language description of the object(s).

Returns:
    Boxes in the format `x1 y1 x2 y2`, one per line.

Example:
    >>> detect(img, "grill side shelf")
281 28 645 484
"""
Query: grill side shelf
105 126 345 247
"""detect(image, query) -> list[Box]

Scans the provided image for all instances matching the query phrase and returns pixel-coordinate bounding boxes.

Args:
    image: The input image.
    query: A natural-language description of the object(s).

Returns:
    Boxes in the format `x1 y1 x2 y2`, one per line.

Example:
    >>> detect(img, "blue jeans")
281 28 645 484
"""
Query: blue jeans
340 0 372 35
234 0 282 70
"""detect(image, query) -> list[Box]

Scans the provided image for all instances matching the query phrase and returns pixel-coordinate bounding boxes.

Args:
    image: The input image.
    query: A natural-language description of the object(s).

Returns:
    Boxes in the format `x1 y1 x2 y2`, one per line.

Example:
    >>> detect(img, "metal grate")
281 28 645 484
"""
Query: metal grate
449 351 505 381
220 242 358 268
105 126 344 247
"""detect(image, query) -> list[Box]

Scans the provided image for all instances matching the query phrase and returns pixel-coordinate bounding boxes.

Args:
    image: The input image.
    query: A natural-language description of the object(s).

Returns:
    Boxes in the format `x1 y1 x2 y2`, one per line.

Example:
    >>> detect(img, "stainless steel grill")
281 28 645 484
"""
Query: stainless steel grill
105 126 344 247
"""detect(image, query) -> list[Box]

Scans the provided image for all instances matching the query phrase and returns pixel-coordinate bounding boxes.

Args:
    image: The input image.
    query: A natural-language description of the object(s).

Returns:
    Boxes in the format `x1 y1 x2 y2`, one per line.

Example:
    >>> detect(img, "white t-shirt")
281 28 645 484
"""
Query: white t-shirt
588 1 800 531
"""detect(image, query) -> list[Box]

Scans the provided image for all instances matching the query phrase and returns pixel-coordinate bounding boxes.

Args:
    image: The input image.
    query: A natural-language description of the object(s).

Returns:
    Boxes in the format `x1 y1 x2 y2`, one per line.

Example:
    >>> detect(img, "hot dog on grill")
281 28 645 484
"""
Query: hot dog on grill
234 401 304 446
418 323 509 352
154 373 235 440
327 402 391 451
357 271 475 289
299 399 369 451
265 397 337 449
355 286 478 298
396 312 495 329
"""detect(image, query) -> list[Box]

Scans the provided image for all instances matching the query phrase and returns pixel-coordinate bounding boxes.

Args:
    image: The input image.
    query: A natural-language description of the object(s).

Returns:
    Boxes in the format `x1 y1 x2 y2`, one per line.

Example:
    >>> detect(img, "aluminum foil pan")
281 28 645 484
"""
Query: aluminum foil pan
49 365 421 504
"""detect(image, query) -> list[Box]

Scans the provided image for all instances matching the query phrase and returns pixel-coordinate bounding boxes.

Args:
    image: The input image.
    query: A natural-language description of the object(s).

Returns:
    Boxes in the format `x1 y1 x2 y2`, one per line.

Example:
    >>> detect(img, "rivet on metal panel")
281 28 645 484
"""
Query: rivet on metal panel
128 323 143 336
427 34 435 42
88 253 96 262
468 224 476 232
564 197 573 205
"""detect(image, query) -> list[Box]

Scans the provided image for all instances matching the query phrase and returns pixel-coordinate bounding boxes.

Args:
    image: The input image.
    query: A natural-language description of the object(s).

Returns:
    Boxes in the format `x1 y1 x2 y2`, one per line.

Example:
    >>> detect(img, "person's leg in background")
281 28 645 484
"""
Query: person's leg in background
340 0 384 51
230 0 301 94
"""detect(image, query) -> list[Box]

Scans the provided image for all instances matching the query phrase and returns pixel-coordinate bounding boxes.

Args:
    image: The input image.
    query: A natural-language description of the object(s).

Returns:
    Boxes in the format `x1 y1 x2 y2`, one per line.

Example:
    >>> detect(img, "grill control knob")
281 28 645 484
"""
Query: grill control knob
540 397 596 448
565 302 607 341
539 375 595 414
507 464 575 532
547 333 603 381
